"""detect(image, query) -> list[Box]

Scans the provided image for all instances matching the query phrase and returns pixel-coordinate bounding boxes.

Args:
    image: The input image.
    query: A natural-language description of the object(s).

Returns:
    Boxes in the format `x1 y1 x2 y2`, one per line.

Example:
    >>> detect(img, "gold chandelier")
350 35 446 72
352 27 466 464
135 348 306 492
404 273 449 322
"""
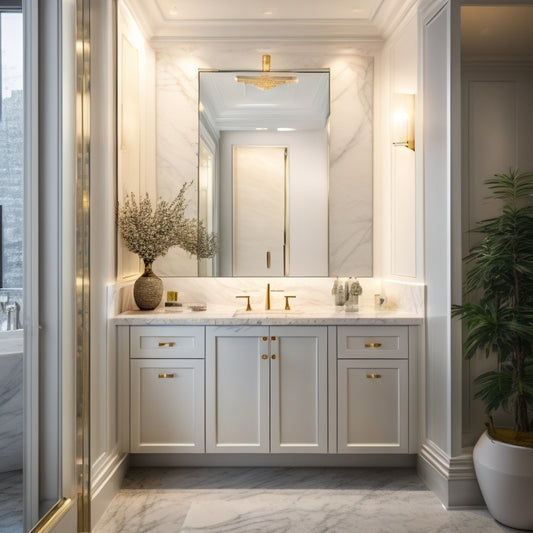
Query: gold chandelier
235 55 298 91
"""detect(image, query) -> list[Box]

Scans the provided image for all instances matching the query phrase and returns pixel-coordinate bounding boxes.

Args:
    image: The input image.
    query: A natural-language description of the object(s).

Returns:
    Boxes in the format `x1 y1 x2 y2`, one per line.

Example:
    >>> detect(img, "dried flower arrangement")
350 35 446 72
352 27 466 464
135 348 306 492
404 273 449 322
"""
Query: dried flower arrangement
117 181 217 267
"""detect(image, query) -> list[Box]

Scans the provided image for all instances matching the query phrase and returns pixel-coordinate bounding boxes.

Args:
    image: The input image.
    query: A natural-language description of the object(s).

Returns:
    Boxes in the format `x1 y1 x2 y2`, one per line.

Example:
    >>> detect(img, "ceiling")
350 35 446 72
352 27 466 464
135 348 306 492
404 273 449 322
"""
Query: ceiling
126 0 417 41
126 0 533 58
461 6 533 60
200 71 330 132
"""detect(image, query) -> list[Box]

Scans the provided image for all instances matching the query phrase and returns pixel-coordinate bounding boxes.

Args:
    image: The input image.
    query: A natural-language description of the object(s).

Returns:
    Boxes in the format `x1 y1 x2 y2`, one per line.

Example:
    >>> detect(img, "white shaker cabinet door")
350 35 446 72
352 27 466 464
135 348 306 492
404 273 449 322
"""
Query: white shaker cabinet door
270 326 328 453
130 359 205 453
206 326 270 453
337 359 408 453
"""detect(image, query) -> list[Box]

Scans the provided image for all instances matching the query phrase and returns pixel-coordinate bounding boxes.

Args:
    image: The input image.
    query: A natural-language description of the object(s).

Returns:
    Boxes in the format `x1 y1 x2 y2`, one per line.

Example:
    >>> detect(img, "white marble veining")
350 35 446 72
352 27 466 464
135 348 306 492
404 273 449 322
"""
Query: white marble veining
0 330 23 474
92 467 517 533
150 42 374 278
108 277 424 325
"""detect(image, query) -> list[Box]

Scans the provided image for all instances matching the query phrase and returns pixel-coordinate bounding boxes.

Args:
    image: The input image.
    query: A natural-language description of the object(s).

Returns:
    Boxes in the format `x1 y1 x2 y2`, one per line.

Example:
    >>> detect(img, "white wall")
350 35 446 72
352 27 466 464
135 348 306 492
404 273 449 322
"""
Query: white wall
376 7 421 282
90 0 130 527
461 64 533 447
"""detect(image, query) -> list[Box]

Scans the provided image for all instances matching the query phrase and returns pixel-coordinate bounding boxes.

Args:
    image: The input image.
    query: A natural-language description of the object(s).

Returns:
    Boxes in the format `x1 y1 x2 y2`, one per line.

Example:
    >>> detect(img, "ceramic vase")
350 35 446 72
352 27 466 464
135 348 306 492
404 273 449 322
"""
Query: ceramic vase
133 262 163 310
473 430 533 530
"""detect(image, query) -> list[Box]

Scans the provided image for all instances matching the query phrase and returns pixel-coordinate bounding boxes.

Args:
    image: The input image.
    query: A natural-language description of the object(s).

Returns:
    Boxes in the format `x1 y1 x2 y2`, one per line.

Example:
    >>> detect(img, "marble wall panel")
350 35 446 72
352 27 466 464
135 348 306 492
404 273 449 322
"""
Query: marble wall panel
152 43 374 277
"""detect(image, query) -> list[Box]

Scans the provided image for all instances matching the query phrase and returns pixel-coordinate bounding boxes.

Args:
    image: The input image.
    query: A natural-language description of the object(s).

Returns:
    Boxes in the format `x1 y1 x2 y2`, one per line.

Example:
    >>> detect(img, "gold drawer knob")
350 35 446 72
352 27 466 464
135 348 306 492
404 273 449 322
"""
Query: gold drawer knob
366 373 382 379
262 354 268 359
158 373 175 379
364 342 382 348
158 342 175 347
271 354 276 360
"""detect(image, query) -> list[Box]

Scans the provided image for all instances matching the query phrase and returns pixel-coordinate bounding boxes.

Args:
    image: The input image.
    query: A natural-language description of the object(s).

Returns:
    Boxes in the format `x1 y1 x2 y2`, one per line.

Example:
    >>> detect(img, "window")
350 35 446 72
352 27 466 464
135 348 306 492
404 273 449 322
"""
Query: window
0 7 23 289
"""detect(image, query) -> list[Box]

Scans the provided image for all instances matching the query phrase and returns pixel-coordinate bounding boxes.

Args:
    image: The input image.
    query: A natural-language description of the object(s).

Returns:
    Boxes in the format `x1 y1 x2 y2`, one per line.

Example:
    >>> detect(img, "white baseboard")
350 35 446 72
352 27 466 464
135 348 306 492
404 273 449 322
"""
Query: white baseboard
417 440 484 508
91 452 129 529
130 453 418 468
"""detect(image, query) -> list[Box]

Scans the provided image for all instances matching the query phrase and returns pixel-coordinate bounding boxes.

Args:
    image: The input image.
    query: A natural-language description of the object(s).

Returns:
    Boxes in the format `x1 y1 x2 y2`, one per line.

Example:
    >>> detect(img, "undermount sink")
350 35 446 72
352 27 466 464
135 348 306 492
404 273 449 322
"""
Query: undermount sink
232 309 304 318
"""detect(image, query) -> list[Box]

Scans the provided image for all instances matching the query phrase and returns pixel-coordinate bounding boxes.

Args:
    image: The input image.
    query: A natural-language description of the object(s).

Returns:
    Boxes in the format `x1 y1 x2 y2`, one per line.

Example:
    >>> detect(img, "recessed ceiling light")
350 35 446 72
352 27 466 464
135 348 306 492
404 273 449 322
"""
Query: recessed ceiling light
169 5 179 16
263 9 274 16
352 8 364 14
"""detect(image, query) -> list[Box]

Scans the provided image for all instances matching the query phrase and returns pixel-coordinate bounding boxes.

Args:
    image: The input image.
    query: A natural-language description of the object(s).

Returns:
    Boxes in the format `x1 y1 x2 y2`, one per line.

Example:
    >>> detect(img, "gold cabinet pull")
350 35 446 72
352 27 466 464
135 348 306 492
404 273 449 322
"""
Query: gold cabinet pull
158 373 176 378
158 342 175 347
262 354 268 360
266 251 271 269
366 373 382 379
271 336 277 341
271 354 276 360
262 337 268 341
364 342 382 348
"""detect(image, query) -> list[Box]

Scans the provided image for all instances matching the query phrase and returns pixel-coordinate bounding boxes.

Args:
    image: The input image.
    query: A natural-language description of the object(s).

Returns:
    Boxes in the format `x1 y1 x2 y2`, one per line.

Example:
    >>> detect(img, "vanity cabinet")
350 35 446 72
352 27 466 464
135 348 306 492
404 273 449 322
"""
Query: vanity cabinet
129 326 205 453
336 326 413 454
205 325 328 453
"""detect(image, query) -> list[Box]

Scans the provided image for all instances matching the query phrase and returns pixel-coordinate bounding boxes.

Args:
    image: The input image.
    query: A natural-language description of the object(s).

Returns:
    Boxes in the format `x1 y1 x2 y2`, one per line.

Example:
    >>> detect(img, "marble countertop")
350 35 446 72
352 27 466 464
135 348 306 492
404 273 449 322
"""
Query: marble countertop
111 304 423 326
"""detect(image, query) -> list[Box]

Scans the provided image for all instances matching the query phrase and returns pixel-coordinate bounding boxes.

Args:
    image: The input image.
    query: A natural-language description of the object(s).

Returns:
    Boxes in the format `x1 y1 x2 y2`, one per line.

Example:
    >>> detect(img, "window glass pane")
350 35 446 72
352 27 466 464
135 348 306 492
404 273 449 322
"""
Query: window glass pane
0 12 23 291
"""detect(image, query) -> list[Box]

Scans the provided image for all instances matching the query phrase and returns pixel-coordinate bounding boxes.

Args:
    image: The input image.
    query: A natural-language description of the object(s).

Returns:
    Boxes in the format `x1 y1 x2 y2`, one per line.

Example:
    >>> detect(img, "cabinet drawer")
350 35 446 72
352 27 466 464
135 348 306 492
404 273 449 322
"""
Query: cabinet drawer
337 326 408 359
130 326 205 359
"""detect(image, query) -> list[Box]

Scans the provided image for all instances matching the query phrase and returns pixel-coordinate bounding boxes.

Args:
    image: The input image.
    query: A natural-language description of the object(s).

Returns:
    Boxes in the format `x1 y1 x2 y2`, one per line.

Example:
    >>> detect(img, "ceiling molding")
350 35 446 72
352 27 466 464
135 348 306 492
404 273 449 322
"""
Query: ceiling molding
124 0 411 43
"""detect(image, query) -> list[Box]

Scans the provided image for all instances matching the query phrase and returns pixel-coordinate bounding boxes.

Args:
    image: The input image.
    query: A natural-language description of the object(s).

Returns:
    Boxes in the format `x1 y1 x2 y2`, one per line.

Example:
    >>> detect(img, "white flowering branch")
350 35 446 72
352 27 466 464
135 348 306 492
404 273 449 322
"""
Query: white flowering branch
117 182 217 265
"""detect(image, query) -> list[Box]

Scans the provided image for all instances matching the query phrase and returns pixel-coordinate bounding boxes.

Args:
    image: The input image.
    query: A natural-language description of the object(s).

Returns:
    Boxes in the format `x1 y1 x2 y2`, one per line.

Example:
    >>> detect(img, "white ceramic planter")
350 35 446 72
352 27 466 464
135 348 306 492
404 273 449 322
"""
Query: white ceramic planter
473 430 533 530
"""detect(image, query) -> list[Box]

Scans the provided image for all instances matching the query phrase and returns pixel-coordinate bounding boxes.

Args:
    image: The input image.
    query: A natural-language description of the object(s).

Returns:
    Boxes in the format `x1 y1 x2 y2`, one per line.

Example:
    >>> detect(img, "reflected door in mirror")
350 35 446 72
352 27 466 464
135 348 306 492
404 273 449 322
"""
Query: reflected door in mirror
233 146 287 276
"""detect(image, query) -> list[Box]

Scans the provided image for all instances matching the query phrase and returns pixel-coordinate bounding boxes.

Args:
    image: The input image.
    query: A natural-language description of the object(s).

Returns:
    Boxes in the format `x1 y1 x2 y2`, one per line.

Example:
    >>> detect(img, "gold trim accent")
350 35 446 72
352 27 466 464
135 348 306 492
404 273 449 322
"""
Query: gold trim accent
75 0 92 530
364 342 382 348
366 373 382 379
158 373 176 379
30 498 73 533
158 341 176 347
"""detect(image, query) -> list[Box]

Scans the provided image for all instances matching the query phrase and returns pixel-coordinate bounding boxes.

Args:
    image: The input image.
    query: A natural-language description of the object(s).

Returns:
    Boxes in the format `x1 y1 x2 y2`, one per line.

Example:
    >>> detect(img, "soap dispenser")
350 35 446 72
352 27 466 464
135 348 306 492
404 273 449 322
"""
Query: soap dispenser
335 279 346 306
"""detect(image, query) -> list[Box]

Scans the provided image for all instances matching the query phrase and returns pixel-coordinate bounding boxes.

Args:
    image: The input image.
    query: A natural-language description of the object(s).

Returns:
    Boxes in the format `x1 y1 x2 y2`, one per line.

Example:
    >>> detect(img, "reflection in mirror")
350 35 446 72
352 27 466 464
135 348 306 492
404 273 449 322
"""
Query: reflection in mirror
233 146 288 276
199 69 330 277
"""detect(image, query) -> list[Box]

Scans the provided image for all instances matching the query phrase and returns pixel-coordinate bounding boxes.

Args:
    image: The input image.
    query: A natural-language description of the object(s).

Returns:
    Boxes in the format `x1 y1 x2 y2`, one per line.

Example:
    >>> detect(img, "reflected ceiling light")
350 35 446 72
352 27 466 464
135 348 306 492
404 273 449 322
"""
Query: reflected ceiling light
235 55 298 91
277 127 295 132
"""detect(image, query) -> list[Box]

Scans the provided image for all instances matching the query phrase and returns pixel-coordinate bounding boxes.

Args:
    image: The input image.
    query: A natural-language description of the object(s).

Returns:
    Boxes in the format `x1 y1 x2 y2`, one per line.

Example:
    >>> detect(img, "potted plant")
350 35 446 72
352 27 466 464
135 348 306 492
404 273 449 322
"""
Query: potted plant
452 168 533 530
117 181 217 310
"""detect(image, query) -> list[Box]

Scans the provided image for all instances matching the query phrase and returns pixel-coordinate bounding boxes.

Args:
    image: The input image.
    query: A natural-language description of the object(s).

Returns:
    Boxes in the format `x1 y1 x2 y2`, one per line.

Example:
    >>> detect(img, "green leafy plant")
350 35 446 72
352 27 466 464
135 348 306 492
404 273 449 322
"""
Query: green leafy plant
117 181 217 266
452 169 533 442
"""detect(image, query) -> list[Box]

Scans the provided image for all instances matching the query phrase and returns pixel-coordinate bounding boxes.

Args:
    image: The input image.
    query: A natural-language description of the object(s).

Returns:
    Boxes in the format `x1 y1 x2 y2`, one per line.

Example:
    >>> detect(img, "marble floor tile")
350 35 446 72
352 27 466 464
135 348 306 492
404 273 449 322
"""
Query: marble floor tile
0 469 23 533
92 467 528 533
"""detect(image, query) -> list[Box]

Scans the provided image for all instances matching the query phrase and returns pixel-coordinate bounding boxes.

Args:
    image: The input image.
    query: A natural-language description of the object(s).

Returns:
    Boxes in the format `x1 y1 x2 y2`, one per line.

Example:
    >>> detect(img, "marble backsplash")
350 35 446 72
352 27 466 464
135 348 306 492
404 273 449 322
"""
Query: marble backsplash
109 277 424 317
151 41 374 278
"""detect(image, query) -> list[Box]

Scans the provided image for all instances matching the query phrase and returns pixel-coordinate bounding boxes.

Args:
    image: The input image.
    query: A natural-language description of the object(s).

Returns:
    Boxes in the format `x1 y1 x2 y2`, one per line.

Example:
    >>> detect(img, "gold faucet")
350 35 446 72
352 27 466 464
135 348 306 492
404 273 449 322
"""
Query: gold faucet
265 283 284 310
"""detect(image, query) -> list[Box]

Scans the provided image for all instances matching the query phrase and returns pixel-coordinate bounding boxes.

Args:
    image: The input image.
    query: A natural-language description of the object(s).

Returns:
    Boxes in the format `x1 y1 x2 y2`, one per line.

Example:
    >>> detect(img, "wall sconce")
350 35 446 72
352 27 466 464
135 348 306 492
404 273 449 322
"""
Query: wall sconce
392 93 415 151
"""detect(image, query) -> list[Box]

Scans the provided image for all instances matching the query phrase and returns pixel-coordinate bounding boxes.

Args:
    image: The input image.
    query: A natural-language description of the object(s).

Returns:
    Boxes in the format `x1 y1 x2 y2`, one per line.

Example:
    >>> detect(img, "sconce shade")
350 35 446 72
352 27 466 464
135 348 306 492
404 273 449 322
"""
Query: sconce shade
392 93 415 151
